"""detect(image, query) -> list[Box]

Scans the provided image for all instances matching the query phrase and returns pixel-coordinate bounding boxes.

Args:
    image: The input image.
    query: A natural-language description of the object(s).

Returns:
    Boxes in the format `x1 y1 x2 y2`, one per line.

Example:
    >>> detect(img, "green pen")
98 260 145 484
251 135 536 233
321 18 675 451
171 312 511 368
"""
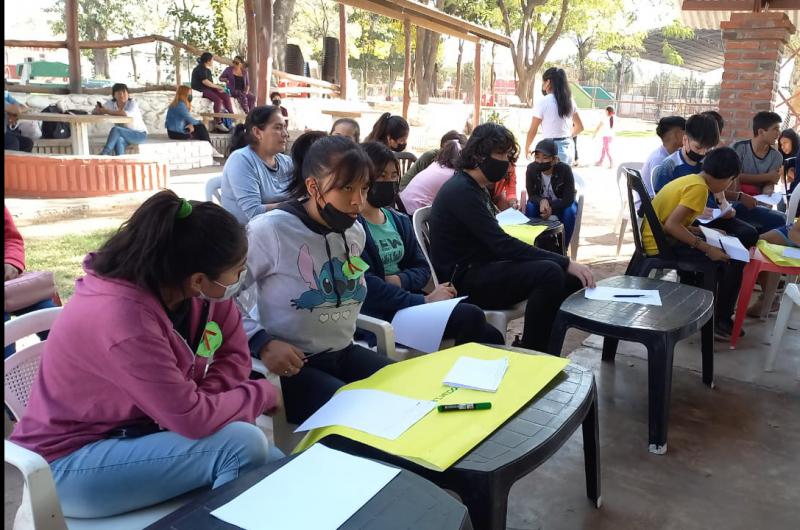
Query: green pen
437 402 492 412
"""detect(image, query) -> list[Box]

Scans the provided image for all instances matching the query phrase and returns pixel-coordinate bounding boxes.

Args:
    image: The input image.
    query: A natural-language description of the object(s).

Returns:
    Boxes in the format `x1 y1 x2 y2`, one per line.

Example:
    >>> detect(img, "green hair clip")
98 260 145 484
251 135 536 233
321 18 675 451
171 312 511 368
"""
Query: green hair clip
177 199 193 219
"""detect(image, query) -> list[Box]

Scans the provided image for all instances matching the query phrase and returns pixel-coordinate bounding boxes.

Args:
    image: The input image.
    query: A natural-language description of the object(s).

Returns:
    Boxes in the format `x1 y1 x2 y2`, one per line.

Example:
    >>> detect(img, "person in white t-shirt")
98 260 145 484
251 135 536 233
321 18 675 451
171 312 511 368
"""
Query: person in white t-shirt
93 83 148 156
524 67 584 165
592 105 616 169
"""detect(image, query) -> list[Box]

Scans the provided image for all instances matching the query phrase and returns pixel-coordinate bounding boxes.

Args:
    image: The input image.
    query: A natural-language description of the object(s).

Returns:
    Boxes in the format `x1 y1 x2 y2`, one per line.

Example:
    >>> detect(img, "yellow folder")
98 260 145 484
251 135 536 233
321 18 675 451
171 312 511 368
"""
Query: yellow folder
757 240 800 268
501 223 549 244
293 343 569 471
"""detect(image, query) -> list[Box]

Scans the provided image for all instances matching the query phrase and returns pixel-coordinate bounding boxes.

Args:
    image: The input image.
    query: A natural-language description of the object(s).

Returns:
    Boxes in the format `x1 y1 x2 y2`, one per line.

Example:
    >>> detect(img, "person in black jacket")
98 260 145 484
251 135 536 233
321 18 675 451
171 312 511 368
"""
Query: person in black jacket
429 123 595 352
525 138 578 244
359 142 504 346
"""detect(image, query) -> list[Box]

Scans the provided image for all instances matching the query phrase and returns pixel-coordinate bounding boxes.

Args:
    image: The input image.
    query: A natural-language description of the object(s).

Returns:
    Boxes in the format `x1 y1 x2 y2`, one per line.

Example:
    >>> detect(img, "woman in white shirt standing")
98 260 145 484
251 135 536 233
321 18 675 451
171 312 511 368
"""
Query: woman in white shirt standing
524 67 584 165
93 83 148 156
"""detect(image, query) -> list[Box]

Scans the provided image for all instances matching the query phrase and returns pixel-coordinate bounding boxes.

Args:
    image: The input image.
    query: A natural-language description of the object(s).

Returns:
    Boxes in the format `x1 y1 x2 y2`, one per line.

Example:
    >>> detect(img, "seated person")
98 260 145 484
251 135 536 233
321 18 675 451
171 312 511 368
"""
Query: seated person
220 56 256 113
778 128 798 189
488 161 519 212
761 220 799 248
653 113 760 248
192 52 233 133
641 116 686 197
398 137 462 215
165 85 212 147
330 118 360 143
525 139 578 245
4 205 57 358
4 83 35 151
429 123 595 352
221 106 293 224
93 83 148 156
359 141 505 346
701 110 725 145
642 147 745 339
242 135 393 425
10 191 283 518
270 92 289 127
400 130 466 189
364 112 409 152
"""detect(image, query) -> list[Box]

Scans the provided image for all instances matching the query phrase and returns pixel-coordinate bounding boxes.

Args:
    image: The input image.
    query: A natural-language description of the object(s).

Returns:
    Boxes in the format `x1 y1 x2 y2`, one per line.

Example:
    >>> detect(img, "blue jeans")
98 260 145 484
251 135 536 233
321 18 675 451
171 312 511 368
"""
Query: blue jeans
4 298 58 358
101 127 147 156
552 138 574 165
50 421 284 518
733 203 786 234
526 200 578 247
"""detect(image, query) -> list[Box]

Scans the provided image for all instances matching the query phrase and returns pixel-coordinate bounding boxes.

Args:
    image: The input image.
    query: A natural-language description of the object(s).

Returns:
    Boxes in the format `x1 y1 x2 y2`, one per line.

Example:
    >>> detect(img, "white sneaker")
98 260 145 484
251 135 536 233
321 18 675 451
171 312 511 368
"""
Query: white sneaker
216 123 230 133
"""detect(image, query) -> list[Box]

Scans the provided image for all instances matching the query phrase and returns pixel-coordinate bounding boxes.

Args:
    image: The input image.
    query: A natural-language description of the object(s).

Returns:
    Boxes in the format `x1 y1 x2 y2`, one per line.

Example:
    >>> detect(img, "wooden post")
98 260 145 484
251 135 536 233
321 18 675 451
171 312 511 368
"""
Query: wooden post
255 0 273 105
65 0 81 93
403 19 411 119
473 40 481 129
244 0 258 95
338 4 348 99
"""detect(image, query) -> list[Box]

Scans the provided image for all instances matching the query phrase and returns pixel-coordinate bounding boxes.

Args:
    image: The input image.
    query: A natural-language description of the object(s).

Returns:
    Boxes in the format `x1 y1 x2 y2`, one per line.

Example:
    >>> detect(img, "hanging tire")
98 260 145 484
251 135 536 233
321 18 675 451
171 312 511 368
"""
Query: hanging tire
285 44 305 76
321 36 339 84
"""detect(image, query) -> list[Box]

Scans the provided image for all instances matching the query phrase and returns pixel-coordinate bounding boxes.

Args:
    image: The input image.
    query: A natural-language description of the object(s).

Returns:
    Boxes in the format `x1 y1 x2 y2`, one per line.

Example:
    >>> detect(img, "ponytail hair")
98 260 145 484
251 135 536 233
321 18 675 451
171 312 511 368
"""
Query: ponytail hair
364 112 409 144
606 106 615 129
435 139 463 168
91 190 247 295
289 130 329 196
542 67 573 119
289 135 374 199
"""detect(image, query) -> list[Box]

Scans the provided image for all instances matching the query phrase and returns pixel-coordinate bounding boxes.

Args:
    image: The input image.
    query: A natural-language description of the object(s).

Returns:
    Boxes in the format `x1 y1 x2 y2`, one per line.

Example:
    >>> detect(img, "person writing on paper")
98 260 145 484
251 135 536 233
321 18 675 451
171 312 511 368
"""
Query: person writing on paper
241 134 393 425
358 142 505 347
525 139 577 245
10 191 283 518
642 147 746 340
429 123 595 353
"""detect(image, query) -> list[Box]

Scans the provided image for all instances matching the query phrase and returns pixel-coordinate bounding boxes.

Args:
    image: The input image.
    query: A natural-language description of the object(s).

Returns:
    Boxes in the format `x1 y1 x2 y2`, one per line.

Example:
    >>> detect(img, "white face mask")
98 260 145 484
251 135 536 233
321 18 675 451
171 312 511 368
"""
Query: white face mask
199 268 246 302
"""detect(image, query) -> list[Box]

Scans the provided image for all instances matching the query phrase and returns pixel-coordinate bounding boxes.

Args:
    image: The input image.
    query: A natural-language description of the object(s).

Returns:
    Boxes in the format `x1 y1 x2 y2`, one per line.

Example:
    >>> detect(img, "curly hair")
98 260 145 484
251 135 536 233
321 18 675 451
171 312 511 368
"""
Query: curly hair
456 123 519 170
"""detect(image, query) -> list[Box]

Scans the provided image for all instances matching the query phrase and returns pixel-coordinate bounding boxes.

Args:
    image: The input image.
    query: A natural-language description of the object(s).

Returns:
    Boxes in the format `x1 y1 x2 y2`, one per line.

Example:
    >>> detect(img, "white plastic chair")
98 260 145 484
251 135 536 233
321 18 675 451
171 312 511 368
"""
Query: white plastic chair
786 186 799 222
765 282 800 378
412 206 525 335
4 307 206 530
205 175 222 204
570 172 586 261
615 162 644 256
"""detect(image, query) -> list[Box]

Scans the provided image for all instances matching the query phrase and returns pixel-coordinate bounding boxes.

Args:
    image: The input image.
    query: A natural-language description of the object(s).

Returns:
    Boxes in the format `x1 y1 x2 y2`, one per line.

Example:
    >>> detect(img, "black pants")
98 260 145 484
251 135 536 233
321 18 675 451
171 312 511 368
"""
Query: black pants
281 343 394 424
5 129 33 152
167 123 211 143
672 245 744 322
572 135 579 162
457 260 582 352
703 216 758 249
441 302 505 345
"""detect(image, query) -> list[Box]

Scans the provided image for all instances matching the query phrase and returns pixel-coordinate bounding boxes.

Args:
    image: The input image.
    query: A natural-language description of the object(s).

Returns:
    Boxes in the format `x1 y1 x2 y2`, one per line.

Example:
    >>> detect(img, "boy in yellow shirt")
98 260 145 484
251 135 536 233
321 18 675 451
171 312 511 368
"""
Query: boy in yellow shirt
641 147 745 340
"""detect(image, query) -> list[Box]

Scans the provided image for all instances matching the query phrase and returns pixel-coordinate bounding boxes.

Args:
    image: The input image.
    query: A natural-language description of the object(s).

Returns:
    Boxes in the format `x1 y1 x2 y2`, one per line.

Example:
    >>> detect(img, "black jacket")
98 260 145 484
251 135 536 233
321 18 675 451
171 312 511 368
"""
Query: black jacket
526 161 576 215
429 170 569 284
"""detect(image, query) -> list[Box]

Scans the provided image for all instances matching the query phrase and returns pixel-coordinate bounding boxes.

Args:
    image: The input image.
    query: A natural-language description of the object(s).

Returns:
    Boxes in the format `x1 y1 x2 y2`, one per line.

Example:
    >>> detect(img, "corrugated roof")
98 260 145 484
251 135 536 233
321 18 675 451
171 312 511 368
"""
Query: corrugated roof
680 8 800 29
641 29 725 72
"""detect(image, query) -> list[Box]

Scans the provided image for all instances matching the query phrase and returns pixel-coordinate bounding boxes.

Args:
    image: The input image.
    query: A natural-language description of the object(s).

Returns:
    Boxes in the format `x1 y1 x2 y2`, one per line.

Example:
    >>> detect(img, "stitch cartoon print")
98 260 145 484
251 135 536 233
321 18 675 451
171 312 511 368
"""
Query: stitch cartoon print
291 243 366 321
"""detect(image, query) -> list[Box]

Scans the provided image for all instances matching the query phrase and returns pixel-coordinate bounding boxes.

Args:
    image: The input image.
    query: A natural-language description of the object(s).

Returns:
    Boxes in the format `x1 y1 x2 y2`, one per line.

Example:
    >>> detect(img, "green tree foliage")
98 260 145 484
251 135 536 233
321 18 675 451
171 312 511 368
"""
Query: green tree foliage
347 9 405 98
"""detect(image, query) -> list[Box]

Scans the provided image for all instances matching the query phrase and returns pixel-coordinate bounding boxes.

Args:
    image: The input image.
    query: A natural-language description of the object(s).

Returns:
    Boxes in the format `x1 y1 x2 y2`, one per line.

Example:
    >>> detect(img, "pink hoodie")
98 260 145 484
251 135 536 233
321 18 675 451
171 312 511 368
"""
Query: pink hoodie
11 257 278 462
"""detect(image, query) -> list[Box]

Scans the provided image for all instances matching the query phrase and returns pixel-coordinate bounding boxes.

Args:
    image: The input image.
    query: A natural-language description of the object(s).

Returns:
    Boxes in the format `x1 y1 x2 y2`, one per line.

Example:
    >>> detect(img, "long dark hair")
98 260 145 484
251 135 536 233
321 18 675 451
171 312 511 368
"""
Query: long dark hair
435 139 463 168
779 128 799 159
606 106 615 129
361 142 400 179
91 190 247 295
288 135 375 199
290 130 329 188
229 105 283 154
364 113 409 144
198 52 213 65
542 67 573 118
457 123 519 170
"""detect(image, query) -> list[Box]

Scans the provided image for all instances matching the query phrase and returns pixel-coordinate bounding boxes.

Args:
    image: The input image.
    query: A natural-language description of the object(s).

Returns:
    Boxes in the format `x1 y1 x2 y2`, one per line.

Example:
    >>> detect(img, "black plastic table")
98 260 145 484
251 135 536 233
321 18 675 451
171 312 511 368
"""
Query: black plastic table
530 218 566 256
320 354 599 530
548 275 714 455
146 455 472 530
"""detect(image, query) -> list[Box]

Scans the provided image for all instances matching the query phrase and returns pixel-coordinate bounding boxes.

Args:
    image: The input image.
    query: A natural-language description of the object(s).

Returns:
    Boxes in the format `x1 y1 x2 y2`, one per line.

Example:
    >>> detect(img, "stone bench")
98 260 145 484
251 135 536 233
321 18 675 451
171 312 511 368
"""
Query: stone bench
4 151 169 198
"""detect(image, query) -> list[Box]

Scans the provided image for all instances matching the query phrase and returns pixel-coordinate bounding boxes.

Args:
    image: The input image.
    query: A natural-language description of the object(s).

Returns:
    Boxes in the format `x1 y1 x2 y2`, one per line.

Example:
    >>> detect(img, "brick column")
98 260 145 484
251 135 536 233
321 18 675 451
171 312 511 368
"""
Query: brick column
718 12 795 144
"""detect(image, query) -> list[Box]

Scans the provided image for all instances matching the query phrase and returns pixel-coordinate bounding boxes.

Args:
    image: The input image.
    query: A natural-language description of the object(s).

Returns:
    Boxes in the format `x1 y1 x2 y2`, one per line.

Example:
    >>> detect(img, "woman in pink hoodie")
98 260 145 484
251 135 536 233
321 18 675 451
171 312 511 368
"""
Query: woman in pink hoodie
10 191 283 518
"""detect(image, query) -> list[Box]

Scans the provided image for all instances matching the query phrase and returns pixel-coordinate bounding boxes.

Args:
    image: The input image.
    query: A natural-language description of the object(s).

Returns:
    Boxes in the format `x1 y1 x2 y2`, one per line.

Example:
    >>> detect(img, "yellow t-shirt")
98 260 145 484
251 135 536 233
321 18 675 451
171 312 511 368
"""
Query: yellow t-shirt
642 173 709 255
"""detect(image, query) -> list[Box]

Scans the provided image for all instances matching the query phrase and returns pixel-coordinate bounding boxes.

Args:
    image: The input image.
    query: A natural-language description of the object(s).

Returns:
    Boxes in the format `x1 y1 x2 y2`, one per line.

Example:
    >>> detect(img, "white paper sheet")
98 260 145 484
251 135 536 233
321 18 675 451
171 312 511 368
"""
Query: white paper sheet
295 389 436 439
697 204 733 224
783 247 800 260
210 444 400 530
754 192 783 206
391 296 467 353
584 286 663 306
700 226 750 262
443 356 509 392
495 207 530 226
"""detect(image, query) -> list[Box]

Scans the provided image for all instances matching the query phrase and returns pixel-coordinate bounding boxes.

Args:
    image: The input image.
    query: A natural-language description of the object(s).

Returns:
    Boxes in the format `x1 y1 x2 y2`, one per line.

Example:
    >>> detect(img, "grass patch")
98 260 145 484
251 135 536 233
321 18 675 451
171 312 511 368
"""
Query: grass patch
25 229 115 301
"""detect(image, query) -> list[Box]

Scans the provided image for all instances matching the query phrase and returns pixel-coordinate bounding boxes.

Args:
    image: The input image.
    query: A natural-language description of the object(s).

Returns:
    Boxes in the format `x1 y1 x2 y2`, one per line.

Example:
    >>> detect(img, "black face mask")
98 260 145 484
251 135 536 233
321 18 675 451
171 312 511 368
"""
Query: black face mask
367 181 398 208
530 161 553 173
541 88 548 96
187 95 193 102
316 194 356 232
272 99 281 106
686 149 704 163
479 157 510 183
392 143 407 153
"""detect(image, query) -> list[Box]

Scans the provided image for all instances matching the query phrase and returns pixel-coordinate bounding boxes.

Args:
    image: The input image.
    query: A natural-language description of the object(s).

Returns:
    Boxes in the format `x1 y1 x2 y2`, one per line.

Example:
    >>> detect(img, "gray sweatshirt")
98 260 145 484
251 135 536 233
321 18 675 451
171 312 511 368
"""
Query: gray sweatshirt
242 203 367 354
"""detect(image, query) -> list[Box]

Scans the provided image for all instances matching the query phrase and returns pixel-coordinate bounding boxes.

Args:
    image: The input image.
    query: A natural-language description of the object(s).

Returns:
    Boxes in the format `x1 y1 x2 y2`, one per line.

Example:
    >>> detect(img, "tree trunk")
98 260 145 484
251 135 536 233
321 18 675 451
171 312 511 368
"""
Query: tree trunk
272 0 297 71
155 42 162 85
129 36 139 82
455 39 463 99
93 27 110 79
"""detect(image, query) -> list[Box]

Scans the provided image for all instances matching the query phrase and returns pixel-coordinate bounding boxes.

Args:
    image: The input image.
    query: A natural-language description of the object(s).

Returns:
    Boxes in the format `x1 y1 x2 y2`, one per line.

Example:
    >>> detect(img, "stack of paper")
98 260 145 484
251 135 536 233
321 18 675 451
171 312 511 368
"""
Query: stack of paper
391 296 467 353
295 389 436 440
210 444 400 530
585 286 662 306
700 226 750 262
443 356 509 392
495 207 530 226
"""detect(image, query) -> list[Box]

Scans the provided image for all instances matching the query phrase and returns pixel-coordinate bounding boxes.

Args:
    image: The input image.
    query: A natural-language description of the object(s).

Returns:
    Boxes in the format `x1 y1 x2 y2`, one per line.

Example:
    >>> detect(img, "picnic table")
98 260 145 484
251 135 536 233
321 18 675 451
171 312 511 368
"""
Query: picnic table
321 109 362 121
16 112 132 156
198 112 247 131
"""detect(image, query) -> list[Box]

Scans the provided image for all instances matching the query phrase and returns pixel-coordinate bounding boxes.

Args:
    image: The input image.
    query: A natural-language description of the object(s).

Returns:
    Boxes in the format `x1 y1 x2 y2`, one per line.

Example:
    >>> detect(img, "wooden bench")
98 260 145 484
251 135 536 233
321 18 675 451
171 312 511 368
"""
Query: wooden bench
321 109 363 121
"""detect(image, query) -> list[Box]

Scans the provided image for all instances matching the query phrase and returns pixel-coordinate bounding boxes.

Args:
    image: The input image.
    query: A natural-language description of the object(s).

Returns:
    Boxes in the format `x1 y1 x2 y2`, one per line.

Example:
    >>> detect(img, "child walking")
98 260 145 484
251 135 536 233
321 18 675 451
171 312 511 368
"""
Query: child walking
594 106 615 169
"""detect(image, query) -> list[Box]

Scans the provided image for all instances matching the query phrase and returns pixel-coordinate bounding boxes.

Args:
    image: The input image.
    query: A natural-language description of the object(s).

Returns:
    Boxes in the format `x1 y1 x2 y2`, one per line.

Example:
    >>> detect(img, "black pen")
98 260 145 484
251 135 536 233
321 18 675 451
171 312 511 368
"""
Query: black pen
719 239 728 256
613 294 644 298
449 263 460 286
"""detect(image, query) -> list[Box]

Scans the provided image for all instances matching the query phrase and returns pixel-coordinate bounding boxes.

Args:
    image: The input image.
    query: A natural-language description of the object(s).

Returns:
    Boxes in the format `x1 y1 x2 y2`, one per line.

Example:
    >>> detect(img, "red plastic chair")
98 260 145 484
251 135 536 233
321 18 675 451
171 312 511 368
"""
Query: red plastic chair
730 247 800 348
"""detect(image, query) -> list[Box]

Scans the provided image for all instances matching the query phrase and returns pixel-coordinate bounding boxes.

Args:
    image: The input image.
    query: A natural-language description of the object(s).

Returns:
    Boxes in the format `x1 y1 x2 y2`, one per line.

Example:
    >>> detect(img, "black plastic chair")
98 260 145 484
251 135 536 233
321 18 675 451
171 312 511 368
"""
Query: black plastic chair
395 151 417 178
615 168 717 386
